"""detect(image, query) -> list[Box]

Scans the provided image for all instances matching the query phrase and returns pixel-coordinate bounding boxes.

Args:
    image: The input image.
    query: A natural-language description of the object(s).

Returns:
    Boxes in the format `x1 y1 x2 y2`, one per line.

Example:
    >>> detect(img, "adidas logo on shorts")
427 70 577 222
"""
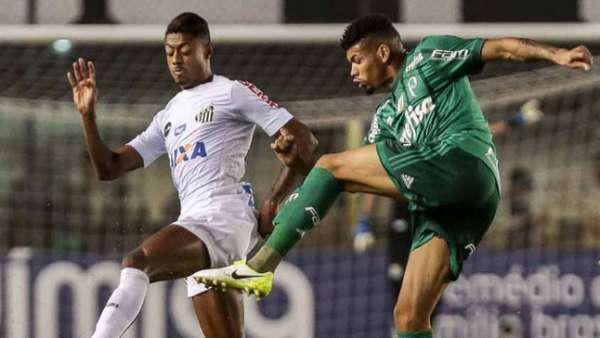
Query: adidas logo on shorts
401 174 414 189
465 243 477 256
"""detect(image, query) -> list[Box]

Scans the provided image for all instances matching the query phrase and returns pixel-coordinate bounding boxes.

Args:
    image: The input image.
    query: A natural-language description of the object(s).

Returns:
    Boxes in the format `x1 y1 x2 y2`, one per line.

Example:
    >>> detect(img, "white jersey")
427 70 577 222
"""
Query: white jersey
128 75 293 217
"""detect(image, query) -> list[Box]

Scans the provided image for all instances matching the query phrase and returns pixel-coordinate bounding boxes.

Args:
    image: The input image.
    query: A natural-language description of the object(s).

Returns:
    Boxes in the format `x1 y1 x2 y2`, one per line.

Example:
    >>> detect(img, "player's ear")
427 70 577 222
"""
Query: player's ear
377 44 391 63
203 41 214 59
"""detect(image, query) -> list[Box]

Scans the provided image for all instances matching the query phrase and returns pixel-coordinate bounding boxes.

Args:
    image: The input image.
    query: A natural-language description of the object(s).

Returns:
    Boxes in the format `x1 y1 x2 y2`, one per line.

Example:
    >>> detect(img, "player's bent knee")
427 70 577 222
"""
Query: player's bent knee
343 182 362 194
315 153 342 175
394 300 429 331
121 248 149 272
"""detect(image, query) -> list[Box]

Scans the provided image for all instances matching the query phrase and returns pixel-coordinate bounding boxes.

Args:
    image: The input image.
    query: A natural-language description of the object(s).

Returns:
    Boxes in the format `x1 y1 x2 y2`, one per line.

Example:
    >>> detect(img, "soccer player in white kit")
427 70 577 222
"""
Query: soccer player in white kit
66 12 316 338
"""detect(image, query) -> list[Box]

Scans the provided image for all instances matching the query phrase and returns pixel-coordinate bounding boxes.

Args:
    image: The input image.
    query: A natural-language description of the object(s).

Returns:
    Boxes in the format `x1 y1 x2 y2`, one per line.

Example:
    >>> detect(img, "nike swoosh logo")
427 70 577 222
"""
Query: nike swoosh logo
231 269 263 280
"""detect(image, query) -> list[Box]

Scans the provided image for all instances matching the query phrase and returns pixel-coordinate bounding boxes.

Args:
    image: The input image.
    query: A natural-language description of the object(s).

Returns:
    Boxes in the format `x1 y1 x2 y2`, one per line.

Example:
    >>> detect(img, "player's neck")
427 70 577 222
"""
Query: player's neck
386 53 405 89
181 73 214 90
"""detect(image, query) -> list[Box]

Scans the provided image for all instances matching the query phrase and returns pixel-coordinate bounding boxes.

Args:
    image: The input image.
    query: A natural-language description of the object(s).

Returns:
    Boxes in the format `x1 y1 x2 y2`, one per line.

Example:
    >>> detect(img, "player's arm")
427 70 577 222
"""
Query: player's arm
481 38 593 70
258 118 318 237
271 118 319 175
82 127 143 181
230 81 318 236
258 166 297 237
232 81 318 175
67 58 143 181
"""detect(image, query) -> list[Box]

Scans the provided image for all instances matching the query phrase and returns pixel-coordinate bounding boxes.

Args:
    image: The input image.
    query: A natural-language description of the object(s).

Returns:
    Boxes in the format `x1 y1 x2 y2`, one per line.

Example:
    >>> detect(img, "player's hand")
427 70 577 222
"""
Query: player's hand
271 132 295 154
257 199 278 238
271 131 302 169
554 45 593 71
67 58 98 116
352 214 375 253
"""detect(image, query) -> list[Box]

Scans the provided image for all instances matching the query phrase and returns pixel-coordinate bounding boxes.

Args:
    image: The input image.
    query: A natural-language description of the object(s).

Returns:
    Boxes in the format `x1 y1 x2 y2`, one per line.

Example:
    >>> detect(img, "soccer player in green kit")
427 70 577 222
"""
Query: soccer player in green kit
194 14 593 337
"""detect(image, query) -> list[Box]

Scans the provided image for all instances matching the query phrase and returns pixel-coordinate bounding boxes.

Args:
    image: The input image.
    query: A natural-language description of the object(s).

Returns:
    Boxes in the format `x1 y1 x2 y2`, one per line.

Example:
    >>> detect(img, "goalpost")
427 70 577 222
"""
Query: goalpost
1 23 600 43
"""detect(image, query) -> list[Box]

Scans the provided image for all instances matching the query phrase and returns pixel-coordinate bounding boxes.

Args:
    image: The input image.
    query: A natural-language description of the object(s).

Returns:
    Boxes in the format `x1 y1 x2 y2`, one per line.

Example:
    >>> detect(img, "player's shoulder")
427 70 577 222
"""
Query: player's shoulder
231 79 264 94
197 75 255 101
156 107 170 119
195 75 236 94
213 74 236 88
164 92 182 112
416 35 459 50
230 79 274 102
144 108 168 128
410 36 455 68
167 75 235 105
417 35 484 53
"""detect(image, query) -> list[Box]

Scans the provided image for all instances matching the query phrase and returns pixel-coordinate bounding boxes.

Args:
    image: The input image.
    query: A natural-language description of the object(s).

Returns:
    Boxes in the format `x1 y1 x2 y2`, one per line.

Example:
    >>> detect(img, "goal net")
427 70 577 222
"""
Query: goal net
0 29 598 338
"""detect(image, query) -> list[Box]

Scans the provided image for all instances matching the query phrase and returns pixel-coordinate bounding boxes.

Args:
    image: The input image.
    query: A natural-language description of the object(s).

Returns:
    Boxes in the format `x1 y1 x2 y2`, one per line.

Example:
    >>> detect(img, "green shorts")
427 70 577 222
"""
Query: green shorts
376 140 500 280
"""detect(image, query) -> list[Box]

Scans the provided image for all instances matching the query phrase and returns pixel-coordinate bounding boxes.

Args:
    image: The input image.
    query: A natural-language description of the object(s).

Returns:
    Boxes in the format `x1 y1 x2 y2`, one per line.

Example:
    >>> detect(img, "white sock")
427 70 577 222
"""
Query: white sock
91 268 149 338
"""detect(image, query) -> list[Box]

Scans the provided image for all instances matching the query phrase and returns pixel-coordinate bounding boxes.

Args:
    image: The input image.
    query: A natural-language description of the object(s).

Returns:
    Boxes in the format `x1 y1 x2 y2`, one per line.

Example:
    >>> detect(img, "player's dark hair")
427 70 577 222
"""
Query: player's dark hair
165 12 211 42
340 14 401 51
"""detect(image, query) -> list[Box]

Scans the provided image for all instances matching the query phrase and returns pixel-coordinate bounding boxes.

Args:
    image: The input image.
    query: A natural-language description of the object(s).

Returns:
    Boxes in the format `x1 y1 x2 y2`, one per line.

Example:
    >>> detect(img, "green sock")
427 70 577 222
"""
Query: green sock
396 330 433 338
250 167 342 271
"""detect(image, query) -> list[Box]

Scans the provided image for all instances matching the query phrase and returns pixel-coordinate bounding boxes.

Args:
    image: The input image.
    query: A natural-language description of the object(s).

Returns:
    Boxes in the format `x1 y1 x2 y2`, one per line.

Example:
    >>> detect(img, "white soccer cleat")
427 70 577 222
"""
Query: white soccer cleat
192 260 274 298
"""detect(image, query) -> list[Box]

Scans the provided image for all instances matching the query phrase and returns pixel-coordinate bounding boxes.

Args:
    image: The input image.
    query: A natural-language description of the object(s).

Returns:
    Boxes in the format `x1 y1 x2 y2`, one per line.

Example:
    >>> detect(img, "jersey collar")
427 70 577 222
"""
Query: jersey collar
182 74 216 92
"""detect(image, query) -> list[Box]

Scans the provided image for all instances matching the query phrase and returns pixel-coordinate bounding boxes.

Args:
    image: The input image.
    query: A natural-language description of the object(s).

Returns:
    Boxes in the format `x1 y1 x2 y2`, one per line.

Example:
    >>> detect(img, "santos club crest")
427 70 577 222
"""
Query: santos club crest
195 104 214 123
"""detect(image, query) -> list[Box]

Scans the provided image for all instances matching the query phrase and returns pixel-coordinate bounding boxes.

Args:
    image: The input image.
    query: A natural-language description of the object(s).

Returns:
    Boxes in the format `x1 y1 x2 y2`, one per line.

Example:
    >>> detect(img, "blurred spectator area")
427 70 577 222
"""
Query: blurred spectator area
2 0 600 24
1 42 598 106
1 37 599 255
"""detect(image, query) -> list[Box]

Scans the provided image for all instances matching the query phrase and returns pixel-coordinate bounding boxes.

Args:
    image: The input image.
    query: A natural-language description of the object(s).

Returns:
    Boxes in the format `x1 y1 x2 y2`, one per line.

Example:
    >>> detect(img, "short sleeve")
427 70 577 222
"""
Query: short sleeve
127 112 166 167
231 81 293 136
421 35 485 79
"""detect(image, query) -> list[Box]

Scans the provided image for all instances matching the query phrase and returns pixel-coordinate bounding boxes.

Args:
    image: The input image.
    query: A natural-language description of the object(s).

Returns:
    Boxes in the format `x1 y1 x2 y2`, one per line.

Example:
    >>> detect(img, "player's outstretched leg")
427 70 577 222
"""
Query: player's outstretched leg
193 144 402 296
194 259 274 298
92 225 210 338
194 166 343 296
394 237 451 338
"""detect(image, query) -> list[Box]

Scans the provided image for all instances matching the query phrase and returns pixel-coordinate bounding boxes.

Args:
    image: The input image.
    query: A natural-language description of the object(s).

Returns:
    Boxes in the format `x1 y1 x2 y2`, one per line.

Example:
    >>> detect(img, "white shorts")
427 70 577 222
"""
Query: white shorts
173 194 260 297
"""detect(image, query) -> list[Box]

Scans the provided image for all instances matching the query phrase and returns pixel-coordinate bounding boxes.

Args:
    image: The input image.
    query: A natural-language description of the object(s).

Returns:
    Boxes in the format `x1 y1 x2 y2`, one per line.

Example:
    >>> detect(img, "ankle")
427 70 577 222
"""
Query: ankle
248 246 282 273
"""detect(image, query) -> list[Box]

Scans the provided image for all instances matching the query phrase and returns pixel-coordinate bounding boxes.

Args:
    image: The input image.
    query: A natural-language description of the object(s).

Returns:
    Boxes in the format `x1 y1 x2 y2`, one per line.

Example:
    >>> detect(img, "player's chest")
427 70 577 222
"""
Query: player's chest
161 100 228 168
381 72 436 129
161 99 229 143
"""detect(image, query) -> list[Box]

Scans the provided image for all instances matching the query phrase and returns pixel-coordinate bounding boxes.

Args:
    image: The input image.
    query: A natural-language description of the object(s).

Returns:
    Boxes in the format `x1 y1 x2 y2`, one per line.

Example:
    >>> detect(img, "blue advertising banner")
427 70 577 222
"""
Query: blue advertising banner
0 247 597 338
436 249 600 338
0 248 390 338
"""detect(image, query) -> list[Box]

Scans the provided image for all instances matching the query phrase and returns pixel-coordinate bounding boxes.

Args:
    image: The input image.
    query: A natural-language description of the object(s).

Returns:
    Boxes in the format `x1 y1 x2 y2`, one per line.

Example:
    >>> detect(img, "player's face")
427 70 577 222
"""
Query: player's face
346 42 388 95
165 33 212 89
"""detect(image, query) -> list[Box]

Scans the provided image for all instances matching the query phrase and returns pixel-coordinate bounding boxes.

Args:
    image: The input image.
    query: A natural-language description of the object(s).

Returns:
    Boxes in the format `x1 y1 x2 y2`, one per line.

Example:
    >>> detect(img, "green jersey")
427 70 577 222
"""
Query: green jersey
366 35 500 187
